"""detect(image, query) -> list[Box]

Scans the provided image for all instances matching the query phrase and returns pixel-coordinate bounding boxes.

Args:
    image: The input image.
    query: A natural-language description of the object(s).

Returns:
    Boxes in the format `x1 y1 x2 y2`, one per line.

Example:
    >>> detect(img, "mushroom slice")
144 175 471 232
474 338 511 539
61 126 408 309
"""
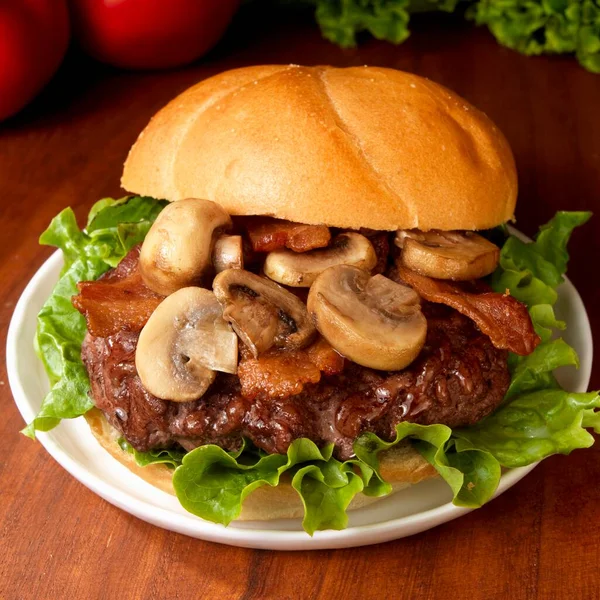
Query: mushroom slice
213 269 316 357
307 265 427 371
136 287 238 402
395 230 499 281
213 235 244 273
140 198 232 296
263 232 377 287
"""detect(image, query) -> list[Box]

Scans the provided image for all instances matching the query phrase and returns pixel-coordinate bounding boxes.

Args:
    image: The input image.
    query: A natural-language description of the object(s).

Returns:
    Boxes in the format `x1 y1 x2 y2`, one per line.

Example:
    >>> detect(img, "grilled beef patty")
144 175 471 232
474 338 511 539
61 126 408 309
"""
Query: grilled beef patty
81 303 509 460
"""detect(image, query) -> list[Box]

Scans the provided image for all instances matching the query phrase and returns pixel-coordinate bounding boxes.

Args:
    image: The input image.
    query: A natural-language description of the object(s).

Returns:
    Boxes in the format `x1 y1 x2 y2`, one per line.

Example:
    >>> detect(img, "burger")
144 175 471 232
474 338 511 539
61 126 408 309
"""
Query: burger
26 65 598 535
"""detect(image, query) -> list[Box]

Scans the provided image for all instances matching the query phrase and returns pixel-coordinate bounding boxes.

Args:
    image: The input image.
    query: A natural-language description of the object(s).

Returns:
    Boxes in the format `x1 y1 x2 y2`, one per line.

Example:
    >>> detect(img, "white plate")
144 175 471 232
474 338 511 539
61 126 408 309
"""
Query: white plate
7 249 593 550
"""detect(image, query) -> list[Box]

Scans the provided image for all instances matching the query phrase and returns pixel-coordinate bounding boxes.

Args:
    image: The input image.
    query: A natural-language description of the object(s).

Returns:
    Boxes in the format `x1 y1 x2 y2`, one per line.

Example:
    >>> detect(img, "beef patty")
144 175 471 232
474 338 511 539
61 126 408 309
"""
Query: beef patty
82 303 509 460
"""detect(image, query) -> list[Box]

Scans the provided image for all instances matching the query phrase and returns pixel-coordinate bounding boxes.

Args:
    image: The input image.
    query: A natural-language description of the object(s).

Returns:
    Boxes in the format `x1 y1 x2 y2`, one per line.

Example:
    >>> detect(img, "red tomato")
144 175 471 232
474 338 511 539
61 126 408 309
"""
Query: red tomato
0 0 70 121
69 0 240 70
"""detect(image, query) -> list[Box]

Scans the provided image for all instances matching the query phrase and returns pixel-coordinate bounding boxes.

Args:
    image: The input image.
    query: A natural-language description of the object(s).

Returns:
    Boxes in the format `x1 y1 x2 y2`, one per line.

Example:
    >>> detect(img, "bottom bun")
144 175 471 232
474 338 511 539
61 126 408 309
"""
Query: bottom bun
84 408 437 521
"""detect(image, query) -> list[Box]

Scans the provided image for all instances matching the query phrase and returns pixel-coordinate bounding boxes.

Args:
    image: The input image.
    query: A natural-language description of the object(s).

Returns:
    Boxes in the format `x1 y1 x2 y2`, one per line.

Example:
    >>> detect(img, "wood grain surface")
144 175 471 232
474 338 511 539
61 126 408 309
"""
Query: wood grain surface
1 7 598 600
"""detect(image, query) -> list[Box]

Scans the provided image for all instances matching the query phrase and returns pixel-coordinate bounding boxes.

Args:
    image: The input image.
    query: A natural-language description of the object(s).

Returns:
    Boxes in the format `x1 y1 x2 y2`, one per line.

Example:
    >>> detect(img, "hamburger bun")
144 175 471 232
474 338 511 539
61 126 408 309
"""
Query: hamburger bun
122 65 517 231
84 409 437 521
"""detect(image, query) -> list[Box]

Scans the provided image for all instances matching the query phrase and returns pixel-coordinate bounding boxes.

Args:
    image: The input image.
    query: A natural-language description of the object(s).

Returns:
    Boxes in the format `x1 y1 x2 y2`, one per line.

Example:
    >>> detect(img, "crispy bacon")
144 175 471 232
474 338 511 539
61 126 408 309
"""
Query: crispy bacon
72 246 164 338
237 349 321 399
237 338 344 400
397 266 540 356
241 216 331 253
307 337 345 375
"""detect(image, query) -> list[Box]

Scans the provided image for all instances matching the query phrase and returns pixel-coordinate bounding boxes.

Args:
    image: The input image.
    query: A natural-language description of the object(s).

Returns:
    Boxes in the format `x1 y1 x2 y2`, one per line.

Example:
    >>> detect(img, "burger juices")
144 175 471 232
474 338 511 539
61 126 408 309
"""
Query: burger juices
26 66 599 535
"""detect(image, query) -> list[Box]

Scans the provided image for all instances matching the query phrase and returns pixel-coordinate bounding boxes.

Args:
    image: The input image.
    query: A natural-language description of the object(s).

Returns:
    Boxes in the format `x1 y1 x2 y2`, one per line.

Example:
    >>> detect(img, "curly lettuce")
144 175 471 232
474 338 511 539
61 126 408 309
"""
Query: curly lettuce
119 438 186 468
453 212 600 465
24 196 167 437
29 200 598 534
467 0 600 74
171 424 501 534
467 0 580 56
578 1 600 73
304 0 600 73
314 0 411 47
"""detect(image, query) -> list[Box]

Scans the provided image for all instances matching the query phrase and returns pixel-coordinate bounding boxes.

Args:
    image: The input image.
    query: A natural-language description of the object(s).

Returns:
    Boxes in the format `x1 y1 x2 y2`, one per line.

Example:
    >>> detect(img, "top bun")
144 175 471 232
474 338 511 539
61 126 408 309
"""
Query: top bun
122 65 517 231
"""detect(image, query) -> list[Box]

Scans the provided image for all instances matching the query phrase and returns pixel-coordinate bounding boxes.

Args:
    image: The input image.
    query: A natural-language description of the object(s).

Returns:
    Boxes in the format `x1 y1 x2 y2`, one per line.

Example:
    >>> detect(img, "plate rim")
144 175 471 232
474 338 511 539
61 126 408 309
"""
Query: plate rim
6 240 594 550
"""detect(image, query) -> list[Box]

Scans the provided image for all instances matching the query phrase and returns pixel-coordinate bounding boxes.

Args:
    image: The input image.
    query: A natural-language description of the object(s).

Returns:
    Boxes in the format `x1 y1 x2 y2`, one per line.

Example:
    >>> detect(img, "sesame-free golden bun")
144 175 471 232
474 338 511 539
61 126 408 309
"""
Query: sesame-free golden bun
121 65 517 231
84 409 436 522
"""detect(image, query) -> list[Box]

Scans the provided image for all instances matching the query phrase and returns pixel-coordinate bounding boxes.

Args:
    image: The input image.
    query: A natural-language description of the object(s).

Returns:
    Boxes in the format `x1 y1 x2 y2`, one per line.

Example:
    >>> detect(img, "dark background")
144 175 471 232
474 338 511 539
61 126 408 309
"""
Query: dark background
0 6 598 599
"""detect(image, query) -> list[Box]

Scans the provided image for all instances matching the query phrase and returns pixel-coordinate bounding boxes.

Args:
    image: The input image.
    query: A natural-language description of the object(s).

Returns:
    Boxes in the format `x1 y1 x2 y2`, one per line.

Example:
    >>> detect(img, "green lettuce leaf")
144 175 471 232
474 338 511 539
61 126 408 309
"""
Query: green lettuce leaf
578 1 600 73
118 438 186 469
504 338 578 400
168 421 502 532
491 212 590 302
529 304 565 343
311 0 463 47
354 422 501 506
24 196 167 438
454 390 600 467
302 0 599 73
467 0 600 73
468 0 580 56
171 439 369 534
314 0 411 47
534 211 592 274
291 459 366 533
26 257 105 434
453 211 599 469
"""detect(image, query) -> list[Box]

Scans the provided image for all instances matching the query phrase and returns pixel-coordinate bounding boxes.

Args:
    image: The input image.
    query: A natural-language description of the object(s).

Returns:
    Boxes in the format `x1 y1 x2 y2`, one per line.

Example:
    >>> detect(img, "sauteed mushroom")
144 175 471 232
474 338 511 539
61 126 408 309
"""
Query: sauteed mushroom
136 287 238 402
307 265 427 371
213 269 316 357
140 198 232 295
213 235 244 272
395 230 499 281
264 232 377 287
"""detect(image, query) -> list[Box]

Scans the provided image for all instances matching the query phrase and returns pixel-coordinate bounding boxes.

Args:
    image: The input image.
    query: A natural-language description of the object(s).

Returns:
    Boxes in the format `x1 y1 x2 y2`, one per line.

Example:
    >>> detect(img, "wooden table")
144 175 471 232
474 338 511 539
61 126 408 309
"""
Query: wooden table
1 7 598 599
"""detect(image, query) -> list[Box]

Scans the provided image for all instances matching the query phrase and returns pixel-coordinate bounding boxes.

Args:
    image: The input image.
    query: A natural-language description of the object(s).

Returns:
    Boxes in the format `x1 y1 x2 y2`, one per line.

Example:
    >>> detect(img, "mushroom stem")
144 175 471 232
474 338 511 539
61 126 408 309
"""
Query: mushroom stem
213 235 244 273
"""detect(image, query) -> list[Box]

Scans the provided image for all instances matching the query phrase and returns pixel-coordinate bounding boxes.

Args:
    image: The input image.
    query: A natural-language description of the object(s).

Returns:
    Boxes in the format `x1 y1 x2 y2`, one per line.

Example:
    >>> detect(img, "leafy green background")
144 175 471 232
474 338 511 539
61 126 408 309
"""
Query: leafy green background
300 0 600 73
28 199 599 534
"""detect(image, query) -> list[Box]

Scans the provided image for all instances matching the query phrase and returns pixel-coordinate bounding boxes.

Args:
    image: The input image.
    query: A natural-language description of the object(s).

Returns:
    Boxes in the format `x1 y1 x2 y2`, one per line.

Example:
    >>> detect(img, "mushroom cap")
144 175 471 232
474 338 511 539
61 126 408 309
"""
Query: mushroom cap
135 287 238 402
213 269 316 356
263 232 377 287
307 266 427 371
139 198 231 296
396 230 500 280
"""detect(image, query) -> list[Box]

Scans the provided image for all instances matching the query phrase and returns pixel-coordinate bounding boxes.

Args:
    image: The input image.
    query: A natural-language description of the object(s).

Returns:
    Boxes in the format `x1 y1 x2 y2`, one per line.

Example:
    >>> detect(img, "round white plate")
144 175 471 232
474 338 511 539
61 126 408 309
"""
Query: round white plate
7 249 593 550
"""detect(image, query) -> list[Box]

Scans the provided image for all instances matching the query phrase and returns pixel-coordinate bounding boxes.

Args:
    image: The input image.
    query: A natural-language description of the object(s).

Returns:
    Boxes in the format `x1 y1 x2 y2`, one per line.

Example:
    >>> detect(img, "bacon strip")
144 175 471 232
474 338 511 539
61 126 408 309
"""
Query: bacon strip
237 338 344 399
307 337 345 375
397 266 540 356
241 216 331 253
72 246 164 338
